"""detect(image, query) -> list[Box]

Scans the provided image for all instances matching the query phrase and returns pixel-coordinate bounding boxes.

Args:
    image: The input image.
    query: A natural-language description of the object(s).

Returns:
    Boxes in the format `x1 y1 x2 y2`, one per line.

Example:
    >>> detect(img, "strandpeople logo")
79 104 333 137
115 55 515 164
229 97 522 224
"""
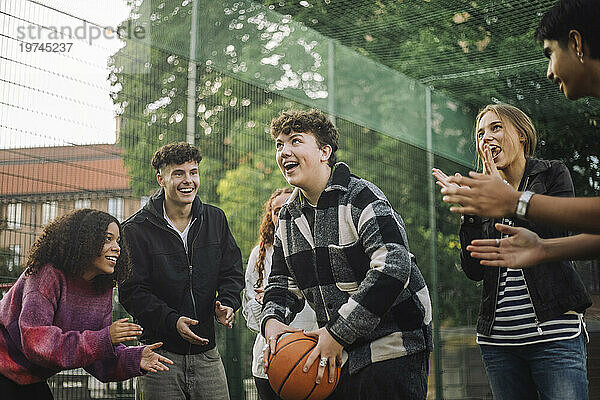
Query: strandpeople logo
16 20 148 46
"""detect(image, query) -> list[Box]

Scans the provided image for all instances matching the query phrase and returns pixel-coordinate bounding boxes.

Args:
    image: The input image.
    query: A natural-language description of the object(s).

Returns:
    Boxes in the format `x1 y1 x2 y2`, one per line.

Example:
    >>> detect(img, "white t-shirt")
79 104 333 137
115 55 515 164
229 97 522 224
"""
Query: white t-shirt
242 245 317 379
163 205 193 253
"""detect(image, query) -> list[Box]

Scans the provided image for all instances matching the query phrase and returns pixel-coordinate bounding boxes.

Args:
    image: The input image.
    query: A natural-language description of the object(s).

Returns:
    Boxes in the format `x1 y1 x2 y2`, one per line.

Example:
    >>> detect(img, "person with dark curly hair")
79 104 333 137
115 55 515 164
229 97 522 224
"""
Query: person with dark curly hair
242 187 317 400
261 109 432 399
118 142 243 400
0 209 173 400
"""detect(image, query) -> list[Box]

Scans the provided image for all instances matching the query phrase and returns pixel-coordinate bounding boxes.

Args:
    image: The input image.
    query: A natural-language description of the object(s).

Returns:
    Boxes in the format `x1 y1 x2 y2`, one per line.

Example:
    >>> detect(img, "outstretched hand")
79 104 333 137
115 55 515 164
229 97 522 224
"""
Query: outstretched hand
432 168 463 191
467 223 545 268
109 318 143 345
140 342 173 373
176 316 209 345
215 301 234 329
442 145 520 218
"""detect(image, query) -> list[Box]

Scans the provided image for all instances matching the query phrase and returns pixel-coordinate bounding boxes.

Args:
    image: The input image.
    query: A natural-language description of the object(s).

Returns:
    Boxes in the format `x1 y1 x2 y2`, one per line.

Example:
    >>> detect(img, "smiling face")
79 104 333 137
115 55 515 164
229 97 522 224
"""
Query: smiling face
476 111 525 171
543 38 588 100
275 131 331 193
157 160 200 209
85 222 120 280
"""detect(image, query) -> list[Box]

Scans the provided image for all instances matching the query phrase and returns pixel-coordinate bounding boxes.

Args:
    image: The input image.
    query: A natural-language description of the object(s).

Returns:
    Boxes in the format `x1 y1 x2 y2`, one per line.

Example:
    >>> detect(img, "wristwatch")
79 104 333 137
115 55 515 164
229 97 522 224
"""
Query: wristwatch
515 190 535 219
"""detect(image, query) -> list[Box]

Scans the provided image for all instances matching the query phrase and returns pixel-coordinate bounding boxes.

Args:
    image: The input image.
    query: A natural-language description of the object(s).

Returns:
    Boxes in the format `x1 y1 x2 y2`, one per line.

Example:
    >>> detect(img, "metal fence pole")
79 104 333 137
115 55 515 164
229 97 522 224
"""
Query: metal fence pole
426 86 443 399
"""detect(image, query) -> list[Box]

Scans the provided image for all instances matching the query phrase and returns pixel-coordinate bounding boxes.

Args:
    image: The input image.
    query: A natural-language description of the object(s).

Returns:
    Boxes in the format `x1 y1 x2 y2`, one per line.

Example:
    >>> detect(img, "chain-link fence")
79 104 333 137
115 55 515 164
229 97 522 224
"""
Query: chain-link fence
1 1 598 399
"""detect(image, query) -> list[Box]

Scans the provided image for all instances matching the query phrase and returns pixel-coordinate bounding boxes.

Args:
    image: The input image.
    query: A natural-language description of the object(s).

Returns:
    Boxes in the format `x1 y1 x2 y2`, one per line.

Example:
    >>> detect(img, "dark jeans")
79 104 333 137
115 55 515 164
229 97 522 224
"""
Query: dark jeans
329 351 429 400
254 376 282 400
480 332 588 400
0 373 54 400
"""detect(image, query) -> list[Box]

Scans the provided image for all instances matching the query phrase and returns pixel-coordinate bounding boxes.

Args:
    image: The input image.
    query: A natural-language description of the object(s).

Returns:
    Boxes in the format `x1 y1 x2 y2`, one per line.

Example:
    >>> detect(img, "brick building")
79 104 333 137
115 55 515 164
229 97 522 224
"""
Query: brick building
0 144 145 278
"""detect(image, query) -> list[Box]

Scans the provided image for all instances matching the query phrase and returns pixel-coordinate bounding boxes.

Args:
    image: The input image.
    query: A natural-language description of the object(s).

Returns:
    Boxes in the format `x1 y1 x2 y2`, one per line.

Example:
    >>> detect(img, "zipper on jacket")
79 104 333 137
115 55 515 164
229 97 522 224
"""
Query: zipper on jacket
186 217 201 355
513 176 542 334
146 214 202 354
521 270 543 334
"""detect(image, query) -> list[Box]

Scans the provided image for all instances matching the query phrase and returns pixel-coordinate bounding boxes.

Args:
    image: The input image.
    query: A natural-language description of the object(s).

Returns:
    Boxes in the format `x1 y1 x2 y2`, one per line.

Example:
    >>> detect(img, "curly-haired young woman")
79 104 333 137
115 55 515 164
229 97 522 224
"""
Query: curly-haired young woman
242 187 317 400
0 209 172 400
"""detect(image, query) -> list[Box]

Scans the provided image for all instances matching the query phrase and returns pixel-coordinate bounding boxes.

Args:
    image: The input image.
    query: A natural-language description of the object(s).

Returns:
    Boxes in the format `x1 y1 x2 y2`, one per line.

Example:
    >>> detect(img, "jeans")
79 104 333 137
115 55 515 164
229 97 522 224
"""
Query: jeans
480 332 588 400
330 351 429 400
136 347 230 400
254 376 282 400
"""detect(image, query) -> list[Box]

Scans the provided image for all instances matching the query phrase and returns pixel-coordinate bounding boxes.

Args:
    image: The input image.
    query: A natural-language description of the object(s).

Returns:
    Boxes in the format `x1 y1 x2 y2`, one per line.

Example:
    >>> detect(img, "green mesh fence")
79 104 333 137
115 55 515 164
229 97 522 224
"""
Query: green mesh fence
1 1 599 400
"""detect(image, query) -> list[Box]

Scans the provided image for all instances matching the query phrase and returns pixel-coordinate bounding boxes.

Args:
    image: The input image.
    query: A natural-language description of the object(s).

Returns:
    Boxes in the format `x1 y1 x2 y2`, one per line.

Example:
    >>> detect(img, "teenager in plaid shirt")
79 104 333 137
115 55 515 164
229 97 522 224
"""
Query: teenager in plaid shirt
261 109 432 399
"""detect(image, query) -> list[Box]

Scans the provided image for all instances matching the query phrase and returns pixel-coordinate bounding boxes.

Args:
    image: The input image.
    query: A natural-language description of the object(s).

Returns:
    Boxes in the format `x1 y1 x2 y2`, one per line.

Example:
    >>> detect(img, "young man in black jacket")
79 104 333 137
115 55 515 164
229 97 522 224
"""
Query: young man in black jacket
119 142 243 400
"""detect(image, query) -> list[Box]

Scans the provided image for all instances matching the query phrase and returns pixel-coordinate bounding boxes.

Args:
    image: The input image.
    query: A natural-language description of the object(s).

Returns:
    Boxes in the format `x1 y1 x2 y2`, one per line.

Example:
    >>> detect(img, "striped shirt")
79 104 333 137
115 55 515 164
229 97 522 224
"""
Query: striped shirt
477 267 583 346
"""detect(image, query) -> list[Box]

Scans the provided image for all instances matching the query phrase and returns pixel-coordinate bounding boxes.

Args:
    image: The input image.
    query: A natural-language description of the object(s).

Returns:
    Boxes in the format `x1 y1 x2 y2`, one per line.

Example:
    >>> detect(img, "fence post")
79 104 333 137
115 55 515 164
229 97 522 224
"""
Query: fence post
426 86 443 399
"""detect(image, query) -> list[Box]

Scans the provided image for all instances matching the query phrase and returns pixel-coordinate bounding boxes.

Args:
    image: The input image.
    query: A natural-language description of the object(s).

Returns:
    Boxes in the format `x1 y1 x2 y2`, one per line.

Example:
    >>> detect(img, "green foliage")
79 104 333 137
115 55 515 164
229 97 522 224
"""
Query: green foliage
109 0 520 330
217 161 288 257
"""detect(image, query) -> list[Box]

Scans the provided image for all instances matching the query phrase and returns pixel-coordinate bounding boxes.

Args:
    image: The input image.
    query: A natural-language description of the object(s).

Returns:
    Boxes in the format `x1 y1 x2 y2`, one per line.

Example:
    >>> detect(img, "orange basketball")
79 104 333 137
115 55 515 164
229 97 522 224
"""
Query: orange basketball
267 331 340 400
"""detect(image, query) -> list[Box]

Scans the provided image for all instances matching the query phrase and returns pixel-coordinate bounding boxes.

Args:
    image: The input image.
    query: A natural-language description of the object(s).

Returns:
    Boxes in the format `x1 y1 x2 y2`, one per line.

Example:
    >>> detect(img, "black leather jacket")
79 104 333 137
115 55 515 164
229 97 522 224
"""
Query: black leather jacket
118 189 243 354
460 158 591 336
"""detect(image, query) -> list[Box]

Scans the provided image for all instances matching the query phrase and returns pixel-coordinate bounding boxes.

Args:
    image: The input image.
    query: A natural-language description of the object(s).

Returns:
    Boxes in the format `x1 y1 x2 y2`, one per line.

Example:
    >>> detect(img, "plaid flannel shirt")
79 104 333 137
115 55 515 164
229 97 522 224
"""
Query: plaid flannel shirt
261 163 433 374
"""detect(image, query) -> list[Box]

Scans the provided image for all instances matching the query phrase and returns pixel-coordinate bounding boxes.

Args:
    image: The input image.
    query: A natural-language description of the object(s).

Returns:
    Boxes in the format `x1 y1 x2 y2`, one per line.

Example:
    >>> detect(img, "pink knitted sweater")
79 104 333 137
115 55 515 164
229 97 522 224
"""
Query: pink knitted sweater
0 264 144 384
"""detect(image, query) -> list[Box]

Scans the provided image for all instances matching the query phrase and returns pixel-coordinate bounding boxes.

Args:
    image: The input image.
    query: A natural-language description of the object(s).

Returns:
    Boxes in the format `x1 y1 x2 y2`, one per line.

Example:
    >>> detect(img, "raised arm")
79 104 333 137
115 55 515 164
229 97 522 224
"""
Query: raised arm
444 172 600 234
468 224 600 267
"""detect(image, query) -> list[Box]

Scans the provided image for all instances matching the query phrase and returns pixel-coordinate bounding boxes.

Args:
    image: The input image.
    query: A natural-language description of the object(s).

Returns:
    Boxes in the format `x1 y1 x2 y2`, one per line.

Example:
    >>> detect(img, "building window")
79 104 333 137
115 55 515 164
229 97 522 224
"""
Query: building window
7 245 21 272
41 201 58 225
108 198 124 222
140 196 150 208
75 199 91 209
6 203 22 230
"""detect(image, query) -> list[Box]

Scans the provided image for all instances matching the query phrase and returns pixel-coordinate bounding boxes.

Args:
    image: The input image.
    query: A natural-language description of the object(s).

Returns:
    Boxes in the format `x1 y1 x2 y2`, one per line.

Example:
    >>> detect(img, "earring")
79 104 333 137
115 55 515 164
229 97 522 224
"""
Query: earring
577 50 584 63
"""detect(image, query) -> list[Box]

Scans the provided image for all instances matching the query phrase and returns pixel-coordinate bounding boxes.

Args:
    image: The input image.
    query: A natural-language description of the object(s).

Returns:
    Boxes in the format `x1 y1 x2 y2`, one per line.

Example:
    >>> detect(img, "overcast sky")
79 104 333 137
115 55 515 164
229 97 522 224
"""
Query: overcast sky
0 0 131 148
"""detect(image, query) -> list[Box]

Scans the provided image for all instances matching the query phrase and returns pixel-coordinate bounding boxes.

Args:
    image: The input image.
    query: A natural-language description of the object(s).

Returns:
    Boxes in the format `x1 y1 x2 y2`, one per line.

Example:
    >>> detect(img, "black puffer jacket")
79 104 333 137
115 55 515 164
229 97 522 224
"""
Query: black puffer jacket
460 158 592 336
119 189 243 354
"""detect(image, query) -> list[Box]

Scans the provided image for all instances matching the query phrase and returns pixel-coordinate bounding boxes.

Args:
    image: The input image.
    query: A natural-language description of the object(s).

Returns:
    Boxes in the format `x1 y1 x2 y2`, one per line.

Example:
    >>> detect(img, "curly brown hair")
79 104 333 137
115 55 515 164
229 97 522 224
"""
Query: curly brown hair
270 109 339 167
151 142 203 173
255 187 293 288
25 209 131 290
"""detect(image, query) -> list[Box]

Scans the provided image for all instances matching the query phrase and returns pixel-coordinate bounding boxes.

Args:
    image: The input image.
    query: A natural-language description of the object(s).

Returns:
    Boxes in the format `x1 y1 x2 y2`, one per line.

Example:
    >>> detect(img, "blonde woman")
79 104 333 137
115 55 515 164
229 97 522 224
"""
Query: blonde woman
433 104 591 400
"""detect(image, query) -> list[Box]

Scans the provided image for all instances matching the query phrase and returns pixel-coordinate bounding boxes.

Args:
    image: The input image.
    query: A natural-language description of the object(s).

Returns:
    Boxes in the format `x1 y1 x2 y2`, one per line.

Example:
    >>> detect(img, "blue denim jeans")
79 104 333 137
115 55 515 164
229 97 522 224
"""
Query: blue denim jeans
135 347 230 400
480 332 588 400
329 351 429 400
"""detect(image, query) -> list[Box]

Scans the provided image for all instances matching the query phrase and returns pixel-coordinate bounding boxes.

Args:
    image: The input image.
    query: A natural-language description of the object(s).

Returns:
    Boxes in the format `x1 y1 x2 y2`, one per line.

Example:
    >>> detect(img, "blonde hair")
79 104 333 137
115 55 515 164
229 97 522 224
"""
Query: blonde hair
474 104 537 173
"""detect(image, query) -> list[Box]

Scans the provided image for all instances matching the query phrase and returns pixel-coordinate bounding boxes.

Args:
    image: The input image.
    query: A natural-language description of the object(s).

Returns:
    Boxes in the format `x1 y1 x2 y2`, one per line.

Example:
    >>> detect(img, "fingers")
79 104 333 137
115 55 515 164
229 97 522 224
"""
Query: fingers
145 342 163 351
181 317 199 326
268 334 278 356
470 251 504 262
263 335 277 372
159 355 174 365
303 350 333 384
328 358 337 383
186 331 209 345
478 259 506 267
494 223 520 235
303 348 319 374
110 319 143 344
